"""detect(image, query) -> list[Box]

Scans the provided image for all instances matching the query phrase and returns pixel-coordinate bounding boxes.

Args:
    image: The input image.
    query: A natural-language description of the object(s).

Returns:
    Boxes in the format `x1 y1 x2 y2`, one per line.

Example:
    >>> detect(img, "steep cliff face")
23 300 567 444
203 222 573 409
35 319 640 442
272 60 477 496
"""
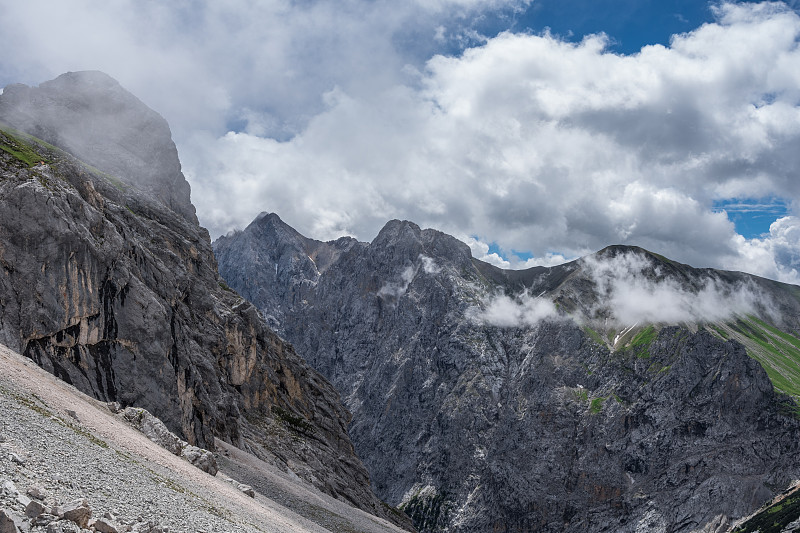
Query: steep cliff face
0 77 407 527
215 213 800 532
0 71 196 223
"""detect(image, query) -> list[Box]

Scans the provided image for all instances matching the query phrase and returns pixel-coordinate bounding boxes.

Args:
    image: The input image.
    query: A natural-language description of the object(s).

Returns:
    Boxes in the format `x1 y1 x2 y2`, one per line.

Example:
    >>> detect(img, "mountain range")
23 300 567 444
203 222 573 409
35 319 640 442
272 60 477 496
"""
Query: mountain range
2 70 800 533
214 212 800 532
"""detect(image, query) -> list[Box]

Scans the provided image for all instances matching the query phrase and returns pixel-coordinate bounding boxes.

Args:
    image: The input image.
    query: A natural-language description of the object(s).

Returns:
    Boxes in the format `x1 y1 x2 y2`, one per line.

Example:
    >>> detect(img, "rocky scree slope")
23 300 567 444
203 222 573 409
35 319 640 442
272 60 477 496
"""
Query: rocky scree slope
0 73 408 528
214 213 800 532
0 341 409 533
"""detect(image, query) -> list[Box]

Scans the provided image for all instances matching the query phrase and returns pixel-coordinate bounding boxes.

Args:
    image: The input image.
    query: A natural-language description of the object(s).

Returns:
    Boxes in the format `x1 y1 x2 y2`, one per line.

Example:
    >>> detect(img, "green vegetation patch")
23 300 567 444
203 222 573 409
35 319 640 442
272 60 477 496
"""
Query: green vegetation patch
630 326 657 358
0 128 47 167
630 326 657 348
708 324 729 340
572 387 588 402
733 485 800 533
218 281 235 293
589 397 605 414
400 488 452 532
722 317 800 409
582 326 607 347
272 405 315 436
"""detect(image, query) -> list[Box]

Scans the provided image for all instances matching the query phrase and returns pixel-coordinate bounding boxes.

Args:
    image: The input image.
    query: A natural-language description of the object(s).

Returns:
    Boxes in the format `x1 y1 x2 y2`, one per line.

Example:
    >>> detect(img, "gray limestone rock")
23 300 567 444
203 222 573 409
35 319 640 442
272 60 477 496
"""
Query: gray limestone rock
26 487 46 501
31 514 58 527
91 518 120 533
61 500 91 528
180 445 218 476
0 509 25 533
122 408 183 456
215 213 800 532
25 499 46 519
46 522 80 533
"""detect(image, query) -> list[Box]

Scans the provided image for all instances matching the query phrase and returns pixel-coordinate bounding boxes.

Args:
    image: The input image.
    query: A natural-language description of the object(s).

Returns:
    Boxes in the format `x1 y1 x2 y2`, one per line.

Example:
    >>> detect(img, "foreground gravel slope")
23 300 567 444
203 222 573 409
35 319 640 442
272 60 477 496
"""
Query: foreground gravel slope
0 342 407 533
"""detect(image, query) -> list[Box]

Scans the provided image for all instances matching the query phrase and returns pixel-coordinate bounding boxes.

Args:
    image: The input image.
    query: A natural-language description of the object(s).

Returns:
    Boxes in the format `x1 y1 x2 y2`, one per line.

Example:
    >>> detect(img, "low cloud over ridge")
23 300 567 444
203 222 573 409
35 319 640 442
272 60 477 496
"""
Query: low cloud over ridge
581 252 773 326
471 250 774 329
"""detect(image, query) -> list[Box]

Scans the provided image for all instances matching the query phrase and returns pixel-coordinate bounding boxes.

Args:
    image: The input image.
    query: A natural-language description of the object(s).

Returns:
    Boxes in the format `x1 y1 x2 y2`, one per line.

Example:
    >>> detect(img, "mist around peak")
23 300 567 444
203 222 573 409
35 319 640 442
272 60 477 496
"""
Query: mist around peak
470 247 781 331
0 71 198 224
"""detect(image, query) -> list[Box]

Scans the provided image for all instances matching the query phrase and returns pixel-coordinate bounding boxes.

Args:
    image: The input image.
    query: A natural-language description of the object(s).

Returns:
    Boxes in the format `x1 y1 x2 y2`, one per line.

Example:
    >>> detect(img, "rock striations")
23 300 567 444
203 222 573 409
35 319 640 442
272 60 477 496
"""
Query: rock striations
0 72 408 529
214 213 800 532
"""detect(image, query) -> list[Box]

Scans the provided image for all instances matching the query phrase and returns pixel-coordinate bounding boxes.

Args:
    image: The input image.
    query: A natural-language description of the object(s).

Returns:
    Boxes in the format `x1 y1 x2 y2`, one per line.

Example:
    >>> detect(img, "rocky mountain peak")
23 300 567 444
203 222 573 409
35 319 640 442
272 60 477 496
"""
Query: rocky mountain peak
369 219 473 271
246 212 310 251
216 212 800 532
0 71 197 224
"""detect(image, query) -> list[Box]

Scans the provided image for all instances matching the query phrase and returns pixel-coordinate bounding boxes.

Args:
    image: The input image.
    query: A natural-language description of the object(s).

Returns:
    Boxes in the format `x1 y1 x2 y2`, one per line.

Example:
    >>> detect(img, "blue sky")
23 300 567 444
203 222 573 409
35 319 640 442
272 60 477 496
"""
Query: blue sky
1 0 799 282
512 0 713 53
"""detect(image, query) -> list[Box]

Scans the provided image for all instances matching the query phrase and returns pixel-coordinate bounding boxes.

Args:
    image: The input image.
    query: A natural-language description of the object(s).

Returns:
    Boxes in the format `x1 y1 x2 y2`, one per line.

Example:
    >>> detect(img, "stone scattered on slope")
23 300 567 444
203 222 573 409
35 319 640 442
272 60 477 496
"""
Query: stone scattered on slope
122 407 218 476
0 341 408 533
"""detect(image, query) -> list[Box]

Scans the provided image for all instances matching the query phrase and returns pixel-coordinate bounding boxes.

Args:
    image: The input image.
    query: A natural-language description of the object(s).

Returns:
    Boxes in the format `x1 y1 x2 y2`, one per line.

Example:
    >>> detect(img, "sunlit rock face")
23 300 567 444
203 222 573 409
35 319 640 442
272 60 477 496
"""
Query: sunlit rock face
216 213 800 532
0 70 196 224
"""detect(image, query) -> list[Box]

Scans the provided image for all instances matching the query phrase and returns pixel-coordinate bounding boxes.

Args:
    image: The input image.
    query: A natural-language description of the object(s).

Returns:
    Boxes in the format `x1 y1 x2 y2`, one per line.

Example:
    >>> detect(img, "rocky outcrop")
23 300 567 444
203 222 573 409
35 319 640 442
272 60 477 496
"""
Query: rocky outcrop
215 213 800 532
0 71 196 224
122 407 218 475
0 75 406 527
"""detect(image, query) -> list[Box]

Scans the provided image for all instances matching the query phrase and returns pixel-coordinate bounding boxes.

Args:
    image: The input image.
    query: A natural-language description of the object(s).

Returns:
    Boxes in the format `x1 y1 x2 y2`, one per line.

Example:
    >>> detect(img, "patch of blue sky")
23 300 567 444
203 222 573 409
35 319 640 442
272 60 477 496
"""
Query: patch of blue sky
487 242 505 258
511 249 535 261
713 197 791 238
456 0 800 57
487 242 554 265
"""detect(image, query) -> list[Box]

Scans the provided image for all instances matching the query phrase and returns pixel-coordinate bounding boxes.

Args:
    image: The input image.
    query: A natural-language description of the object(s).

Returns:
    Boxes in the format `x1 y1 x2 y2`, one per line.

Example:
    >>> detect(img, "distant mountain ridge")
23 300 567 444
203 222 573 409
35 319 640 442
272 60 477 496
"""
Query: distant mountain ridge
215 212 800 532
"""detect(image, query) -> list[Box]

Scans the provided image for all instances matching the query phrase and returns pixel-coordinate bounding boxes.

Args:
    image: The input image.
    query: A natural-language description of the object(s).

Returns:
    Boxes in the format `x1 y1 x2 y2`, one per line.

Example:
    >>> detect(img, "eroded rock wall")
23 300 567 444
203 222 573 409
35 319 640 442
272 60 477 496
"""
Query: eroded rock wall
0 96 404 526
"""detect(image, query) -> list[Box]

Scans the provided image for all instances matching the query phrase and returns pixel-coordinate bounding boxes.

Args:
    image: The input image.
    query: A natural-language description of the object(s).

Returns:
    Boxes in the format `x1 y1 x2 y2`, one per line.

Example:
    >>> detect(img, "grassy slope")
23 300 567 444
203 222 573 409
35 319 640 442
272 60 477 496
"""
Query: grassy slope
0 123 128 191
707 316 800 407
0 126 49 167
732 482 800 533
590 315 800 410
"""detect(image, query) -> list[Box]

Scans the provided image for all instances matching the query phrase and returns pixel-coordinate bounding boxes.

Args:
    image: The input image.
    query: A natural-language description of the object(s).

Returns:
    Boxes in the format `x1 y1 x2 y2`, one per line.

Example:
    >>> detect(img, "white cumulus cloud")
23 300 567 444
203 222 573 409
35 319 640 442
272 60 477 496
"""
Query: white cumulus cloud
470 291 559 327
2 1 800 284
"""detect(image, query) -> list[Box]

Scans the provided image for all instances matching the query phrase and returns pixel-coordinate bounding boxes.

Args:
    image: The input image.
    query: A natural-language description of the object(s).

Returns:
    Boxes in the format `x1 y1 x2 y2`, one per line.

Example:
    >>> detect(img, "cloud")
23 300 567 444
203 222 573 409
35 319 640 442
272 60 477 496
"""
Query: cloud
581 251 773 325
420 255 442 274
518 253 570 268
461 237 511 268
180 2 800 285
0 0 528 140
2 1 800 283
378 265 416 299
471 249 773 329
470 291 559 327
728 216 800 284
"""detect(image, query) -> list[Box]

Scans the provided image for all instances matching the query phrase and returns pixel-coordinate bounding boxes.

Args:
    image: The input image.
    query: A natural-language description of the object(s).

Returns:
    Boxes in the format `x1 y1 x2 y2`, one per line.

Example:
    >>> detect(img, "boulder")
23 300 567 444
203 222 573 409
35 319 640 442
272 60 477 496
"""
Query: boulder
122 408 183 456
61 499 91 528
180 445 218 476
